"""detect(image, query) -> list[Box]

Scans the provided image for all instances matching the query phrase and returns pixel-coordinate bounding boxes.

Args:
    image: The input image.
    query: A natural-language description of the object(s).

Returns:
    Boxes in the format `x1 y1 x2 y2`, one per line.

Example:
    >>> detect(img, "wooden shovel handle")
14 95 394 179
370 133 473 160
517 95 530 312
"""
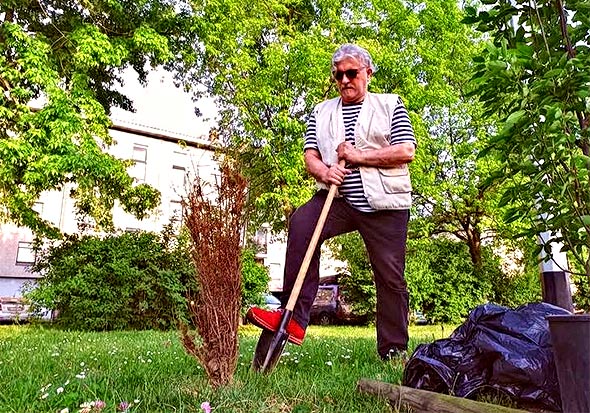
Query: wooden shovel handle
285 160 345 311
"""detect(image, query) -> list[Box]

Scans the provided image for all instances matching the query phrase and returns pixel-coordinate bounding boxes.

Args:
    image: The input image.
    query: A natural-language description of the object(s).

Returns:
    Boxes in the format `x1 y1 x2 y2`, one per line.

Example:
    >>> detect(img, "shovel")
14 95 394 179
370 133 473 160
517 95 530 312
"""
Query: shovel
252 160 344 373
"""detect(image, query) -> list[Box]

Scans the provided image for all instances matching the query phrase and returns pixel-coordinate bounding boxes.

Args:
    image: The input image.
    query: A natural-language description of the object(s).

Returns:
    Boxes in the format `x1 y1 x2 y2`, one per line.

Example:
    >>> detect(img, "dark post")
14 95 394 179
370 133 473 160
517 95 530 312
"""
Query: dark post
538 230 574 312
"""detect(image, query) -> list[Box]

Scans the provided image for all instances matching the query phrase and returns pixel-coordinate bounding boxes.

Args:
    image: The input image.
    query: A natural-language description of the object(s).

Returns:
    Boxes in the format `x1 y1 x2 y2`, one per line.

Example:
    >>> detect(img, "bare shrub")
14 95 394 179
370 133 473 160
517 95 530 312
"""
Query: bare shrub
180 160 248 388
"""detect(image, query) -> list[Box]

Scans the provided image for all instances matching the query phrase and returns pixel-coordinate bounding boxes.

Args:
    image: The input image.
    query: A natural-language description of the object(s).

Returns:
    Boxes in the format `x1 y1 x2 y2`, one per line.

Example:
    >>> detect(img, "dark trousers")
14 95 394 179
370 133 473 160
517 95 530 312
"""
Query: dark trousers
280 190 410 357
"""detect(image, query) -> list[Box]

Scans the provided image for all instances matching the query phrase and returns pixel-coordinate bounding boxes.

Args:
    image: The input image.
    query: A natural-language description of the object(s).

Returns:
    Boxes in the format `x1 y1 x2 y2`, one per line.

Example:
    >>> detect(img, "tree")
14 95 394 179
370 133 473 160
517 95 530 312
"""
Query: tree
466 1 590 290
184 0 481 232
412 100 506 269
0 1 201 236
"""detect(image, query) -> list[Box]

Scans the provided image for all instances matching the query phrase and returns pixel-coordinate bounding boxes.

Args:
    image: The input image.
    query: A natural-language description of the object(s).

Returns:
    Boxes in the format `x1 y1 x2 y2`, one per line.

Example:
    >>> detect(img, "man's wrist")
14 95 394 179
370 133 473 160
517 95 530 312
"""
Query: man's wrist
320 165 331 184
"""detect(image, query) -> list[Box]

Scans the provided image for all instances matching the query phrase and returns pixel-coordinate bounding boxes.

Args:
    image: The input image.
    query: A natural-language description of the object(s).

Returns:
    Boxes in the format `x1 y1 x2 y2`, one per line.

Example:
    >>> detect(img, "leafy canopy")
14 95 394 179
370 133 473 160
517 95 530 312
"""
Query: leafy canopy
0 1 201 236
186 0 480 232
466 0 590 278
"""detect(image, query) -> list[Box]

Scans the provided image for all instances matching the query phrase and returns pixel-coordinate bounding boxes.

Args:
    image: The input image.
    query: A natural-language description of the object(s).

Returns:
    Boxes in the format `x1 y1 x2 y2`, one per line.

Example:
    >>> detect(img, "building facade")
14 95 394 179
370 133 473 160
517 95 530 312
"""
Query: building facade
0 120 218 297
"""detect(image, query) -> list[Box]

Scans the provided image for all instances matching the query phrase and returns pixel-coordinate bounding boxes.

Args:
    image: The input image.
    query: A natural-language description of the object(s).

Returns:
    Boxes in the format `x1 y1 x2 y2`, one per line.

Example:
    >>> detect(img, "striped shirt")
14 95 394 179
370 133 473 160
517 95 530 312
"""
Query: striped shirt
304 97 416 212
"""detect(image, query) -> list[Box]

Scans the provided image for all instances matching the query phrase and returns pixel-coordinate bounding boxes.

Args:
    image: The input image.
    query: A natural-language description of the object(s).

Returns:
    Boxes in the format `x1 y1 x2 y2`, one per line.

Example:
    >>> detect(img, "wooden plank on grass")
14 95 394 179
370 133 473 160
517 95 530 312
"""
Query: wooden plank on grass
357 379 532 413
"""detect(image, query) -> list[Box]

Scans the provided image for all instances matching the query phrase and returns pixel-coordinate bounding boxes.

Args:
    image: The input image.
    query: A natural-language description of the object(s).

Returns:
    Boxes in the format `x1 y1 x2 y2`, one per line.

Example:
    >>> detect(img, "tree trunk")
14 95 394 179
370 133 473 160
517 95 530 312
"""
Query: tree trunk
357 380 532 413
466 226 482 270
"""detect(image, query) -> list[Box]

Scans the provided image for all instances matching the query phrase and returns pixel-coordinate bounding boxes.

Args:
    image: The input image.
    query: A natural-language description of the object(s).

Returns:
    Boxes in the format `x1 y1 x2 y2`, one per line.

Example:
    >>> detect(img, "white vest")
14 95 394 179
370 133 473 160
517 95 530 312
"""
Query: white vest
312 92 412 210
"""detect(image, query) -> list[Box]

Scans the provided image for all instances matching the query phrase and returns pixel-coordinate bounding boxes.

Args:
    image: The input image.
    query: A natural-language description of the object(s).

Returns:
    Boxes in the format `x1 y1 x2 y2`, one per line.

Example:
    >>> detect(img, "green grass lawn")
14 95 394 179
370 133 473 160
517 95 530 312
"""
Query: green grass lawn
0 323 454 413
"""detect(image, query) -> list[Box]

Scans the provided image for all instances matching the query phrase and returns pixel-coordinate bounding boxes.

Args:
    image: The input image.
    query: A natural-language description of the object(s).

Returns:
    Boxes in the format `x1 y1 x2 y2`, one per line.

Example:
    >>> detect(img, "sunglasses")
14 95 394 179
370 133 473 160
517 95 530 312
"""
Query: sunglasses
333 67 366 81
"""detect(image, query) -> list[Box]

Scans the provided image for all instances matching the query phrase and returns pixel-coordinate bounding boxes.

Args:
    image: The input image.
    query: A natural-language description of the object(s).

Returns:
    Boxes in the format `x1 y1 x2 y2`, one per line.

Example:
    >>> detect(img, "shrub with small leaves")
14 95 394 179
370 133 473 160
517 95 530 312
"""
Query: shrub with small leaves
27 229 194 331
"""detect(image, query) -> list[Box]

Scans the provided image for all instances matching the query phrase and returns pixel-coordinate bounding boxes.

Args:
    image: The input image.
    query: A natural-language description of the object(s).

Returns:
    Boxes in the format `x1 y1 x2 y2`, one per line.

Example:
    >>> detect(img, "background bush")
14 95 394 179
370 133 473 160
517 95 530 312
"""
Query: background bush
569 257 590 312
241 248 271 312
330 234 541 324
26 228 272 331
405 238 493 323
27 229 194 331
327 234 376 320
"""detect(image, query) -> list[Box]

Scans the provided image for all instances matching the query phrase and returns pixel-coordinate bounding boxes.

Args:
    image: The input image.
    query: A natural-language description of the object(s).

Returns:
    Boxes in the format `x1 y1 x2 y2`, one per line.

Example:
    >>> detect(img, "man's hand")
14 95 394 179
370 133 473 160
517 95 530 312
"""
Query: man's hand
305 149 350 186
336 142 362 166
321 162 349 186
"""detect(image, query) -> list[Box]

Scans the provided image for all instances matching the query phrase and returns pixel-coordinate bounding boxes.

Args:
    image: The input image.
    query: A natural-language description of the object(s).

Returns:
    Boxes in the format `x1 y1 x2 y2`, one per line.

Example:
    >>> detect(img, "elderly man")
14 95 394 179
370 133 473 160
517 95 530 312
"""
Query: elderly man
248 43 416 360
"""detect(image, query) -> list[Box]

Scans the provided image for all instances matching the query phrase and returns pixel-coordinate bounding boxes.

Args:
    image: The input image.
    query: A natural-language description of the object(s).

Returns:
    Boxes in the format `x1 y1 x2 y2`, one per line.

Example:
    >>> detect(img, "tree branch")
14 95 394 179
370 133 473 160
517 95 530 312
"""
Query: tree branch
554 0 589 145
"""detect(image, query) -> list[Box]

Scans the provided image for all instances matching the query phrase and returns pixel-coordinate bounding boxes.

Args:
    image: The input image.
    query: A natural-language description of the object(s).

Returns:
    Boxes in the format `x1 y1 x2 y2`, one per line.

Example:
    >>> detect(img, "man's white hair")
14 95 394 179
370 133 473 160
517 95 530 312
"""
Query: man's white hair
331 44 376 73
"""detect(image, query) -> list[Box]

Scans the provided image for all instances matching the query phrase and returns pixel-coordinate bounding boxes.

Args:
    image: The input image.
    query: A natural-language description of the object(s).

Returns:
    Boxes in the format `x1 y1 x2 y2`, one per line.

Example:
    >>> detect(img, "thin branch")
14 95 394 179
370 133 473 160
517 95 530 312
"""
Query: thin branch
530 0 552 58
553 0 590 144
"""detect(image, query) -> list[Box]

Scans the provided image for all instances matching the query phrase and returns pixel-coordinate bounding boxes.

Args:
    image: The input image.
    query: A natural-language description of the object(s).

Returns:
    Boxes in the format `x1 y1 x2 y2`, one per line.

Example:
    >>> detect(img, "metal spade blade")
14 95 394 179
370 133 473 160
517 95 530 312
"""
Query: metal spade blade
252 328 288 373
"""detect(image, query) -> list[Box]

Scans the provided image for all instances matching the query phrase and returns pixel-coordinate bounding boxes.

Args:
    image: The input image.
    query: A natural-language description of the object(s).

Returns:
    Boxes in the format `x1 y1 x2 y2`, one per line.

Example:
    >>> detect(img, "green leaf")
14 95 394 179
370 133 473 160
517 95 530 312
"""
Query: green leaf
504 110 526 127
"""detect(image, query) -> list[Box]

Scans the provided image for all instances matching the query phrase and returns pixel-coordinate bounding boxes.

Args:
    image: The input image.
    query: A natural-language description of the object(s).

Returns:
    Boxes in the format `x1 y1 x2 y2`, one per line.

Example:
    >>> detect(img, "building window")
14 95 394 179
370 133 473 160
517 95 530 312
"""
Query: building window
16 242 35 265
253 224 270 255
130 145 147 182
171 151 188 194
171 165 187 194
170 200 183 229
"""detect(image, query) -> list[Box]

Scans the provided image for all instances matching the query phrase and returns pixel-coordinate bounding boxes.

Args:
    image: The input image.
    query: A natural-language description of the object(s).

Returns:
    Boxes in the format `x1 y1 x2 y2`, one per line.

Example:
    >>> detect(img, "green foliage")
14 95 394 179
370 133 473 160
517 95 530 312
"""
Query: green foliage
570 258 590 312
405 238 491 323
467 1 590 279
0 1 200 236
408 238 541 322
241 247 271 310
26 230 194 331
485 238 543 308
572 274 590 312
330 234 541 323
328 233 376 319
185 0 482 232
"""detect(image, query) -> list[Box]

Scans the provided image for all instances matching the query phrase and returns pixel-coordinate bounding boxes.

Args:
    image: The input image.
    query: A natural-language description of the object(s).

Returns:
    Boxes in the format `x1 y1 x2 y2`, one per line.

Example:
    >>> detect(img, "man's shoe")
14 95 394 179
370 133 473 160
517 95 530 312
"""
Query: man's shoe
246 307 305 345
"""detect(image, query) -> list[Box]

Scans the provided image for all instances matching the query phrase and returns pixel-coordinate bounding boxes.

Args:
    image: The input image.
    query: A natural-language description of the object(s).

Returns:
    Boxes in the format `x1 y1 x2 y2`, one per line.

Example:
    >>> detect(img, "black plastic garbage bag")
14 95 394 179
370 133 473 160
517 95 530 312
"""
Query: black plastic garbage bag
402 302 571 412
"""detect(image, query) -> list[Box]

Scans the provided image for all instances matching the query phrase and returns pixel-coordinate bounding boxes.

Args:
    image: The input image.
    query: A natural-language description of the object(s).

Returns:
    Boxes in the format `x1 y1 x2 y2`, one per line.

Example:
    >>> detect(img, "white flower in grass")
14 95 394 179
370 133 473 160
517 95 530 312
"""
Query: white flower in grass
75 371 86 379
41 393 49 399
325 361 333 366
56 387 64 394
60 408 69 413
80 362 85 367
